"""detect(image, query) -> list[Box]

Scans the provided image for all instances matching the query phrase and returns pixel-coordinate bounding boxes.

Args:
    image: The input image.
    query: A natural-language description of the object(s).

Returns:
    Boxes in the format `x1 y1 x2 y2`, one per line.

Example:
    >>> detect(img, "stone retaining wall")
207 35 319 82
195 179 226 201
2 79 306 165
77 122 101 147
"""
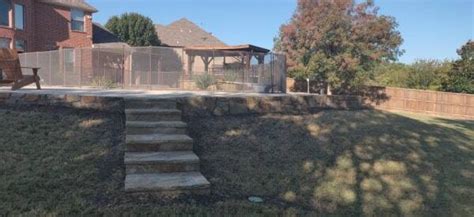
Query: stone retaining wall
0 92 366 117
177 95 366 117
0 92 124 112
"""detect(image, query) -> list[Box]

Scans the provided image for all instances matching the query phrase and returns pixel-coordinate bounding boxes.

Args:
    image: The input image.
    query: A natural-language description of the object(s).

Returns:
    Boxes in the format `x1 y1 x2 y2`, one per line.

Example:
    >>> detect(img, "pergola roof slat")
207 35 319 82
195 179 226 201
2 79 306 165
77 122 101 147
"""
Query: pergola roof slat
184 44 270 55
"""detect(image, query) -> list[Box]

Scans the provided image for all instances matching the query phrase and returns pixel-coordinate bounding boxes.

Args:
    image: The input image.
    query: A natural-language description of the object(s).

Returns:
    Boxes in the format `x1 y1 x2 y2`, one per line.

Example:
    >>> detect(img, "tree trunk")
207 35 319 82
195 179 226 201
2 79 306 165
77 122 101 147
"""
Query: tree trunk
307 78 310 94
327 83 332 96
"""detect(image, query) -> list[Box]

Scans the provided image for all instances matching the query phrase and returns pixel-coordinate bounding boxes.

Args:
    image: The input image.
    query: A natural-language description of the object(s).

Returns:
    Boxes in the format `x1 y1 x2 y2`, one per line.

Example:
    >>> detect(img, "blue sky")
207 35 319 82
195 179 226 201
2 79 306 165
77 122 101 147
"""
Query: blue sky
89 0 473 63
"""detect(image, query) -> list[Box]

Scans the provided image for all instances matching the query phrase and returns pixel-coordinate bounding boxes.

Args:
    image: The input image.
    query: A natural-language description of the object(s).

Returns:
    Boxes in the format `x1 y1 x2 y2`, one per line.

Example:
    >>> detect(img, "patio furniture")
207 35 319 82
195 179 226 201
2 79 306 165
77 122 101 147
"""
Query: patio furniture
0 48 41 90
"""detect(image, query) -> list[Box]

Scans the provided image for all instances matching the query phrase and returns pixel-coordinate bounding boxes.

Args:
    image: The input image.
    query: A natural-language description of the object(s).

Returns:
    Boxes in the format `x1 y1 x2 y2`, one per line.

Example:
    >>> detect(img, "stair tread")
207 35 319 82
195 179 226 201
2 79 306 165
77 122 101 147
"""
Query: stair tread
125 151 199 164
124 98 177 102
127 121 187 128
127 134 192 144
125 109 181 114
125 172 210 192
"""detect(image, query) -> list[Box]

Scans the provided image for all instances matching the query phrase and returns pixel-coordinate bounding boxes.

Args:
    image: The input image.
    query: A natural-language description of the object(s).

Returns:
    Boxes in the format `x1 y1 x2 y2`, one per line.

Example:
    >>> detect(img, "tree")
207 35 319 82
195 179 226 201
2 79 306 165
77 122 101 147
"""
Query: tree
275 0 403 94
441 40 474 94
371 59 452 91
371 62 411 87
105 13 160 46
406 59 451 90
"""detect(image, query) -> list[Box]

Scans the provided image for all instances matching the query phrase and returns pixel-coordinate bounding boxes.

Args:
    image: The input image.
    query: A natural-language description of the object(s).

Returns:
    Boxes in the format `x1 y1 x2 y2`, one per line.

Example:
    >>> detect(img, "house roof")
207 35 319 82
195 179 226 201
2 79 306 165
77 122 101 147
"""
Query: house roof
92 23 121 44
185 44 270 54
155 18 226 47
38 0 98 13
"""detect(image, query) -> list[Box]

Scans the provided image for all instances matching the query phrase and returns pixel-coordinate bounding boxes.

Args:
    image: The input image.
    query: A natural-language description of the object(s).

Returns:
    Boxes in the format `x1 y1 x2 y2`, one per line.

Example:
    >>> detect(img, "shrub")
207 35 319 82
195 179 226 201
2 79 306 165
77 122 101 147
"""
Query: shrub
371 60 452 91
223 70 239 82
91 76 117 89
193 74 216 90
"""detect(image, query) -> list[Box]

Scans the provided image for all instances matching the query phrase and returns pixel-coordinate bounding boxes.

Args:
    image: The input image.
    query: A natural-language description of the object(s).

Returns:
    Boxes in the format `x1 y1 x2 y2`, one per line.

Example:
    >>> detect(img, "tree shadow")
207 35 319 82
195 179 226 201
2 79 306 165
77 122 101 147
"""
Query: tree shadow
188 109 474 216
0 104 125 215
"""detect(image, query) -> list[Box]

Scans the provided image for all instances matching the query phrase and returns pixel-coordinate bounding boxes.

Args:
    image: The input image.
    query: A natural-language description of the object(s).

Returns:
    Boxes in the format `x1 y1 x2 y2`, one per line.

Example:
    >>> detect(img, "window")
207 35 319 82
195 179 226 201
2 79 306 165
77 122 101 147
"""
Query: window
0 37 11 48
15 39 25 52
71 9 84 32
0 0 10 26
14 4 23 30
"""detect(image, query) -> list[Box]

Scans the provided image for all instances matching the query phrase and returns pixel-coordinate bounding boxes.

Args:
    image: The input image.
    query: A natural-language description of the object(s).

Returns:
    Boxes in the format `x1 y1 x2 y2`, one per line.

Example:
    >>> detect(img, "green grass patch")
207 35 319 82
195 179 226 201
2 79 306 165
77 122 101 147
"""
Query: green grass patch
1 105 473 216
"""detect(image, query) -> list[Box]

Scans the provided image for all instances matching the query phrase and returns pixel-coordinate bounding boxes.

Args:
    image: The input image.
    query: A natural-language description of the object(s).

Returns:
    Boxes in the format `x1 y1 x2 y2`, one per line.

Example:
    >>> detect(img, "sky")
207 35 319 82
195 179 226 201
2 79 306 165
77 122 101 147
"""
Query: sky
89 0 473 63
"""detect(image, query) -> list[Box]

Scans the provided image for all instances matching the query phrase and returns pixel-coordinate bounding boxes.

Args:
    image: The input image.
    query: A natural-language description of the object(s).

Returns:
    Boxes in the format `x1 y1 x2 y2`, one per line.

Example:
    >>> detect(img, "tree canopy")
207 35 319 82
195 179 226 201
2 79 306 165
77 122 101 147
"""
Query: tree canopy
275 0 403 94
441 40 474 94
372 59 452 91
105 13 160 46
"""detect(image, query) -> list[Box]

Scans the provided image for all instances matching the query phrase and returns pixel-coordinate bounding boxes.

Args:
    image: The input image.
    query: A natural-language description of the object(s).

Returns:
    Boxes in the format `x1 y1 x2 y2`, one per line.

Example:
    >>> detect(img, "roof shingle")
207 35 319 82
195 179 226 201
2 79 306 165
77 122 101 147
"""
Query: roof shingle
155 18 226 47
38 0 98 13
92 23 121 44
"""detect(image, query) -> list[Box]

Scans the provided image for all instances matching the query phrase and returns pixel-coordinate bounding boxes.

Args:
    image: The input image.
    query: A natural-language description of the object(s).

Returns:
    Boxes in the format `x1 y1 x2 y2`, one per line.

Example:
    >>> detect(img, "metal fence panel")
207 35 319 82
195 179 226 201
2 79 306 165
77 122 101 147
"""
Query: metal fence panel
19 46 287 93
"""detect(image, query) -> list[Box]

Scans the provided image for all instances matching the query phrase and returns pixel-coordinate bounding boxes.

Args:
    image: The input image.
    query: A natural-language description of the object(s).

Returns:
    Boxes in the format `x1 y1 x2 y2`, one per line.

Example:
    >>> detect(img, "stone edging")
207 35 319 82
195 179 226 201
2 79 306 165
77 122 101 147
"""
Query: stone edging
176 95 366 117
0 92 124 112
0 92 367 116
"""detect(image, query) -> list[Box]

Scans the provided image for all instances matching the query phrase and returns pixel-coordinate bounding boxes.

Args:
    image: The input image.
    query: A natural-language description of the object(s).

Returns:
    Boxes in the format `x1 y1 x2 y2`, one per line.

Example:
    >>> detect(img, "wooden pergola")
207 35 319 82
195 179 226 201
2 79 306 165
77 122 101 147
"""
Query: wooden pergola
183 44 270 76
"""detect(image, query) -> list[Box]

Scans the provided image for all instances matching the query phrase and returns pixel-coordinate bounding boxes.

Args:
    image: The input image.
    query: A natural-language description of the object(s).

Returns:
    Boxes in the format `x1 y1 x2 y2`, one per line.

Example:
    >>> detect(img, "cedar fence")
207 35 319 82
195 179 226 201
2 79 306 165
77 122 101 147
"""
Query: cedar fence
370 87 473 119
286 78 473 119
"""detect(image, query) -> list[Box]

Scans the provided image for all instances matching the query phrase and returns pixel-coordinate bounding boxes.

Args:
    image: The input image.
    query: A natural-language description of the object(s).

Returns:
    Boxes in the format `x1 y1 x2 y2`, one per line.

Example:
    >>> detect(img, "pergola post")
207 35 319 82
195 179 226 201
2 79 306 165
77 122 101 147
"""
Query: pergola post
184 45 271 85
245 52 251 70
187 54 195 78
201 55 214 74
256 54 265 84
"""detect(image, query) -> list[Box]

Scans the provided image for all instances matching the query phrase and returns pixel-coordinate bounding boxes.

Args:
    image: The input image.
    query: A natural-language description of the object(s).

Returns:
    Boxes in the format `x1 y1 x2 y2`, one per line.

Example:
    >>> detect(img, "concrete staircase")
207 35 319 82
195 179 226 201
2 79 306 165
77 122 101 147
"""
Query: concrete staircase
124 98 210 195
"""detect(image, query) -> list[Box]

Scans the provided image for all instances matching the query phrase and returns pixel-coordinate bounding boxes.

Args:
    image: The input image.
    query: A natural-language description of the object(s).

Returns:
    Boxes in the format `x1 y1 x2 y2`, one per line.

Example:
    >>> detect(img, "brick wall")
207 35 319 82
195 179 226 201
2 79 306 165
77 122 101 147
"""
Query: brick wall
0 0 93 52
0 0 34 51
34 2 93 51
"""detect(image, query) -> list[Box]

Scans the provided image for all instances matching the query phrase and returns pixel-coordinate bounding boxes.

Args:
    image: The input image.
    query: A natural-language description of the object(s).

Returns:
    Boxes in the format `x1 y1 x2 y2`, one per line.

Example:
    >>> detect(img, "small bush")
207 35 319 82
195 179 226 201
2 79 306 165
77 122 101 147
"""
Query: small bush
223 70 239 82
193 74 216 90
91 76 117 89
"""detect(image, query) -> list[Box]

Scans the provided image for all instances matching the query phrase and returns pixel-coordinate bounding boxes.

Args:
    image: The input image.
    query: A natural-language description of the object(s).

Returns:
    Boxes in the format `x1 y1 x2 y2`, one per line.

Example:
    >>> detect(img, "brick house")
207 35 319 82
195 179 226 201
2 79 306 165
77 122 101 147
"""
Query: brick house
0 0 97 52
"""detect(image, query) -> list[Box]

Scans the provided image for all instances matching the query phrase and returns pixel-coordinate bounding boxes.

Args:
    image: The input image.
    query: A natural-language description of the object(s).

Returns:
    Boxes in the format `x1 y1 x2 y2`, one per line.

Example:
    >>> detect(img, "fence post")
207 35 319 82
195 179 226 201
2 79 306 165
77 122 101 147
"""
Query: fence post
62 49 66 86
129 49 135 88
49 52 52 85
271 53 274 93
149 47 152 90
122 45 125 89
36 52 39 72
464 94 468 117
282 54 287 93
79 48 82 87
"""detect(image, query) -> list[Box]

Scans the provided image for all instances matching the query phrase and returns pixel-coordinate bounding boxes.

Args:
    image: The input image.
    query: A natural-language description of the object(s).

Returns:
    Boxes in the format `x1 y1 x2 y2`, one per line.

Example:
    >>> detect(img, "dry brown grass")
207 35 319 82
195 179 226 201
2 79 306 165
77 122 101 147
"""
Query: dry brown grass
189 110 474 216
1 105 473 216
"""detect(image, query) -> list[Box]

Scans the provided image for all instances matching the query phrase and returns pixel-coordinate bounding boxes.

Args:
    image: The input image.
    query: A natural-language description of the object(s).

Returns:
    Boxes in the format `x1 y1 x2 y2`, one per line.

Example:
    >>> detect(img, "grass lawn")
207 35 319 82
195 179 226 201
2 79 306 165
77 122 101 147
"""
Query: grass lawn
1 105 473 216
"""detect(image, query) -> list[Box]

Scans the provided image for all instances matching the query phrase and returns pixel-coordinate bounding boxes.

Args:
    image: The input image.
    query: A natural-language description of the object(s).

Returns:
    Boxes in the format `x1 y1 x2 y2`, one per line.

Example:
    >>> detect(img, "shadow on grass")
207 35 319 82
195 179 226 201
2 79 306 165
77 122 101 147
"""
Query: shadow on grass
1 104 472 216
0 105 126 216
188 110 474 216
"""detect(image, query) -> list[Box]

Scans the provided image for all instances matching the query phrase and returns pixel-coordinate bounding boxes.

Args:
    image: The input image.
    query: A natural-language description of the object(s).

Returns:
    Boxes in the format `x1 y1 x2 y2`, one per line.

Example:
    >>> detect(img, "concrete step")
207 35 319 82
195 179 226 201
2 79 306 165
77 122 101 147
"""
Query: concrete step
125 172 210 194
127 121 187 135
125 151 200 174
125 109 182 122
125 99 177 109
126 134 193 152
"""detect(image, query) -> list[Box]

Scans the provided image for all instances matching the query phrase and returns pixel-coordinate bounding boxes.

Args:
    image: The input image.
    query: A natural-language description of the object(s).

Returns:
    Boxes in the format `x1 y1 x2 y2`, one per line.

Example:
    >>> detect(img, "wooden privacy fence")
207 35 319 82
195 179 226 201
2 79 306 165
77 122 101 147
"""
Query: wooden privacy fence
286 78 473 119
371 87 474 119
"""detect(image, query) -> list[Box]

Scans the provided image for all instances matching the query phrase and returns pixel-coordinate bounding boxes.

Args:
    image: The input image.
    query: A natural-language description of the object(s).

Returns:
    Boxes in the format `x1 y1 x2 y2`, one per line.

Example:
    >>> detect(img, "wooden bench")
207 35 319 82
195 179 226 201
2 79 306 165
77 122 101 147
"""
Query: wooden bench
0 48 41 90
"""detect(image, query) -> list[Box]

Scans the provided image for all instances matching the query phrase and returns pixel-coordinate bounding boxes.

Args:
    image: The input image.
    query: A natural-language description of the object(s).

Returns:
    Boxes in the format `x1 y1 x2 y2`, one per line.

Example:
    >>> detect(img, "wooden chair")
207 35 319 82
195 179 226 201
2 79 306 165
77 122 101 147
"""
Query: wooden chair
0 48 41 90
